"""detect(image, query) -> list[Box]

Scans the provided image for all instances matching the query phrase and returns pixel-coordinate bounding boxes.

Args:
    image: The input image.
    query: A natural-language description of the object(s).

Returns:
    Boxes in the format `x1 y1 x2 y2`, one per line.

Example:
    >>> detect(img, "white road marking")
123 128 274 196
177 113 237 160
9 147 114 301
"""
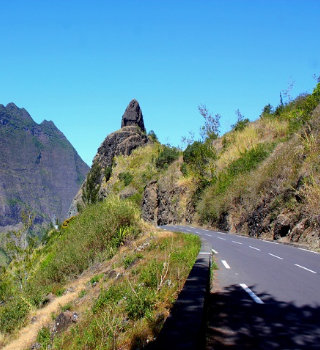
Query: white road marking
221 260 230 269
262 240 279 245
232 241 243 245
217 237 226 241
249 246 261 251
199 252 211 255
205 234 211 237
212 249 218 254
240 283 264 304
294 264 317 274
298 248 319 254
218 232 226 235
268 253 283 260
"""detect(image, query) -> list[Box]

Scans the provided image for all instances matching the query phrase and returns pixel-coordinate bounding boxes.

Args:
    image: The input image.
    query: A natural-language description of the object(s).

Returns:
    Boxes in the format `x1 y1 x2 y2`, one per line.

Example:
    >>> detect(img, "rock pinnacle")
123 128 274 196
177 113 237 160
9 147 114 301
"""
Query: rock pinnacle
121 99 146 132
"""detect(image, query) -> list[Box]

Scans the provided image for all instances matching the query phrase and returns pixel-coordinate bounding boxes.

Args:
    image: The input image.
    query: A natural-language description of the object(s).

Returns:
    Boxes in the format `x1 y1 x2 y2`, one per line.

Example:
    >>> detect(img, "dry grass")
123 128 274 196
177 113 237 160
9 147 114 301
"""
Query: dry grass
217 118 289 172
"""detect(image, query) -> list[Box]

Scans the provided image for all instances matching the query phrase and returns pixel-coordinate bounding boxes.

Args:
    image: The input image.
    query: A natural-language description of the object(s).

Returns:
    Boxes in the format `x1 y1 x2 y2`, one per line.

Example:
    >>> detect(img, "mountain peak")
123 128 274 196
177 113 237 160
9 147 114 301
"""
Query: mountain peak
5 102 33 122
121 99 146 132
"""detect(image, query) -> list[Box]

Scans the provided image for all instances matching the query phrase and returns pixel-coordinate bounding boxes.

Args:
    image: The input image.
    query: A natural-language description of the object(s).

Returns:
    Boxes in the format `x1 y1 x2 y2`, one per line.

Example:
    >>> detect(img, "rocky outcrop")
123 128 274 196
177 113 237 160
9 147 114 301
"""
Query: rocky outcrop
121 99 145 132
69 99 148 215
0 103 89 232
93 125 148 170
142 162 195 226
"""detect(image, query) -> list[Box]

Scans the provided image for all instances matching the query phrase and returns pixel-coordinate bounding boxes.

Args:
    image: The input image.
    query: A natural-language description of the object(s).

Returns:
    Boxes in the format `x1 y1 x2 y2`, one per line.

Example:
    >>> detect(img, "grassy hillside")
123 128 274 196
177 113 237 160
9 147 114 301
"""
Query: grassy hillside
191 82 320 249
0 196 200 349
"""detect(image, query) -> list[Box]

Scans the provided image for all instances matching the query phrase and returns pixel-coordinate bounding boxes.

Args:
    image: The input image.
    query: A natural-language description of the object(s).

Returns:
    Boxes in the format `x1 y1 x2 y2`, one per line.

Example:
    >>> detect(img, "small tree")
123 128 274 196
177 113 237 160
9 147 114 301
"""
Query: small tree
198 104 220 141
231 109 249 131
82 163 102 204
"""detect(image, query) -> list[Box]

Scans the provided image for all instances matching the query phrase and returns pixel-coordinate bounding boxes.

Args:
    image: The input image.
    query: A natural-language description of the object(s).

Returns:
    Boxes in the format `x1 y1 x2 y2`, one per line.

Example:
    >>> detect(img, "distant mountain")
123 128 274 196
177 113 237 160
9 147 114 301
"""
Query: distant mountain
0 102 89 232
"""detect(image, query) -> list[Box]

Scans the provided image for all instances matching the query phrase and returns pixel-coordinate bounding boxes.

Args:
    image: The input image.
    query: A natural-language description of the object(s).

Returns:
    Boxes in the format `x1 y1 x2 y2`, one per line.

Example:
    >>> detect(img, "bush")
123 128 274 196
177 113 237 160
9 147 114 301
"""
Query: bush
118 172 133 186
183 140 215 177
82 162 102 204
155 145 180 169
104 166 112 182
0 296 30 333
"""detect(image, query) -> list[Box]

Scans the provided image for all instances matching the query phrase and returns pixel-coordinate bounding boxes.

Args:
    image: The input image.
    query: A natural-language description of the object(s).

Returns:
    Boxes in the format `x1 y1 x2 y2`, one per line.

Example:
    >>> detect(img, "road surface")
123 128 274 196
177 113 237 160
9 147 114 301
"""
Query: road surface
162 225 320 349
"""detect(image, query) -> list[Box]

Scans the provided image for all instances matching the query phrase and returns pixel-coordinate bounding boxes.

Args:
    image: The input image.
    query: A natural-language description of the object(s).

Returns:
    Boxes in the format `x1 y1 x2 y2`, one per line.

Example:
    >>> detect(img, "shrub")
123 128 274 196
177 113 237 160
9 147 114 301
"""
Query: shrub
104 166 112 182
155 145 179 169
148 130 158 142
183 140 215 177
0 296 30 333
118 172 133 186
232 118 250 132
82 162 102 204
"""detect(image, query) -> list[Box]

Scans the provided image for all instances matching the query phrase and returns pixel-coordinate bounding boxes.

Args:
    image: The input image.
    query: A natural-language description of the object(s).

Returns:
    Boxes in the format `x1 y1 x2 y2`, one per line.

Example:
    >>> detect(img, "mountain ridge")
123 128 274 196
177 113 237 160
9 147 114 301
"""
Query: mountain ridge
0 102 89 233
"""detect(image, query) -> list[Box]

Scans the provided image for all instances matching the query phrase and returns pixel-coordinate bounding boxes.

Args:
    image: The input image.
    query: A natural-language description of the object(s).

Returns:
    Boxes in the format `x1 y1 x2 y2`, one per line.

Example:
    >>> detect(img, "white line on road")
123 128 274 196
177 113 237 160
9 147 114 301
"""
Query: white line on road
205 234 211 237
232 241 243 245
199 252 211 255
294 264 317 274
249 246 261 251
221 260 230 269
218 232 226 235
262 240 279 245
217 237 226 241
240 283 264 304
268 253 283 260
212 249 218 254
298 248 319 254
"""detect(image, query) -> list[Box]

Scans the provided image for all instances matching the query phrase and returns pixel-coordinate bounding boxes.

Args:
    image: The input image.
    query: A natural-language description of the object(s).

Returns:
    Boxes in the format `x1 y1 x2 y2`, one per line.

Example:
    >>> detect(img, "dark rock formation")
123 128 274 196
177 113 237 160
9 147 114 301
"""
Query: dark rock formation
69 100 148 215
93 125 148 170
0 103 89 232
121 99 145 132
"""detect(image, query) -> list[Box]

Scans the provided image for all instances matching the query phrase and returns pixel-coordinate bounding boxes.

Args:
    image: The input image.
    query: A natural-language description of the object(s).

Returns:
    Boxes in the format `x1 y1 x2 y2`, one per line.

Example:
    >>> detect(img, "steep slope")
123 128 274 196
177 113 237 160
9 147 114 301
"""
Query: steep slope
69 99 148 215
0 103 89 232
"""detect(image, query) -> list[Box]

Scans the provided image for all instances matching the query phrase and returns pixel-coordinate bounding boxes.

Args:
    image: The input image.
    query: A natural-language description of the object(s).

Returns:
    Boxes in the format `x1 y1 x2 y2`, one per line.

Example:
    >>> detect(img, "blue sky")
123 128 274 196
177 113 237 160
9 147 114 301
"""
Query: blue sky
1 0 319 165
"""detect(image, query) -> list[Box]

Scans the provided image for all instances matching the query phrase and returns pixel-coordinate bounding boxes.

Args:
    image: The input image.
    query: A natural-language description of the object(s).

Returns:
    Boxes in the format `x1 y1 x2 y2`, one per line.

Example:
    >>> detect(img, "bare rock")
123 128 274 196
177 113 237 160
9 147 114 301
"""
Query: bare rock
142 181 158 224
273 214 292 240
121 99 146 132
53 311 79 333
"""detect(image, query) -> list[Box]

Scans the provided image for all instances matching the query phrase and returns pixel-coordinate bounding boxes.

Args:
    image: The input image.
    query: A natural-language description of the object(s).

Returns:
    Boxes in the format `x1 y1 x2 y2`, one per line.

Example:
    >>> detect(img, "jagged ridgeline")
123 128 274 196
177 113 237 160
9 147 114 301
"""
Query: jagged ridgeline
69 99 149 214
0 103 89 234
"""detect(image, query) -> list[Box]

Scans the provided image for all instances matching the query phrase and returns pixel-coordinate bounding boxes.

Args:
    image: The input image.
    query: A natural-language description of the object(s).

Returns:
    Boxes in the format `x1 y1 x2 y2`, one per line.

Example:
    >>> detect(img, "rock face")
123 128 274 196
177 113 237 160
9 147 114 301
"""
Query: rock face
69 99 148 215
0 103 89 232
121 99 145 132
93 125 148 170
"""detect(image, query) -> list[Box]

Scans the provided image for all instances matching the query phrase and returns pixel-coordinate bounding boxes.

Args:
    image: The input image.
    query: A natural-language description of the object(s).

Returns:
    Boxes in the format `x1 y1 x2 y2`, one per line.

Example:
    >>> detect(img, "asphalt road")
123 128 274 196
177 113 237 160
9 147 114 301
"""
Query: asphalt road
161 225 320 349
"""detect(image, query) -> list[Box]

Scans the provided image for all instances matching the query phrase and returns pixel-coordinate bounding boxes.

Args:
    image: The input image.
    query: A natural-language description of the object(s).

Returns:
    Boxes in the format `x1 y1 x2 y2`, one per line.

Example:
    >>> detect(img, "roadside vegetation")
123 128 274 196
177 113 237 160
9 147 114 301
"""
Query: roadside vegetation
0 192 200 349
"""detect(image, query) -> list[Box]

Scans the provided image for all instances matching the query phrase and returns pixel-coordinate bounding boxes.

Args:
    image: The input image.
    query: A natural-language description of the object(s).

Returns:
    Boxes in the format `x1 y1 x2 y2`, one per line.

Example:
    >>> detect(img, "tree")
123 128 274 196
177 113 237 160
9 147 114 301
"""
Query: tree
231 109 249 131
198 104 220 141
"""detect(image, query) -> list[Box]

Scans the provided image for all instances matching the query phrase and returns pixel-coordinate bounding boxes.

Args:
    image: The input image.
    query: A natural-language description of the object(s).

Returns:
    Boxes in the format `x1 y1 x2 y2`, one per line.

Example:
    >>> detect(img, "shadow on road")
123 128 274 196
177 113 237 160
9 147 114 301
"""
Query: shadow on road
206 284 320 349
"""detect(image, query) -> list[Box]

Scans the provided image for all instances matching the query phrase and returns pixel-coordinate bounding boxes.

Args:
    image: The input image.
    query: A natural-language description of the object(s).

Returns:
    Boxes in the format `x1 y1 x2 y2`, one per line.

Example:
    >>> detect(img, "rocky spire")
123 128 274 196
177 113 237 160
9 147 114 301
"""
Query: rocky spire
121 99 146 132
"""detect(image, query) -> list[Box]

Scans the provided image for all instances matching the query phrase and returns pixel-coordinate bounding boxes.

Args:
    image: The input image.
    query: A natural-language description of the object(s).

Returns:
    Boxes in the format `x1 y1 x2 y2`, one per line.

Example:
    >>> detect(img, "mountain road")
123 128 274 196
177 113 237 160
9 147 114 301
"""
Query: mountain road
161 225 320 349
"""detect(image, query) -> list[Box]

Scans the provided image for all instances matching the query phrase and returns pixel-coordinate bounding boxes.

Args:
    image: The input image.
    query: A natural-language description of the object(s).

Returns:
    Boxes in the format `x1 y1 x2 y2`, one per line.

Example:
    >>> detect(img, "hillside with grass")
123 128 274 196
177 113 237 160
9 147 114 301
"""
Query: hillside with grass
0 196 200 349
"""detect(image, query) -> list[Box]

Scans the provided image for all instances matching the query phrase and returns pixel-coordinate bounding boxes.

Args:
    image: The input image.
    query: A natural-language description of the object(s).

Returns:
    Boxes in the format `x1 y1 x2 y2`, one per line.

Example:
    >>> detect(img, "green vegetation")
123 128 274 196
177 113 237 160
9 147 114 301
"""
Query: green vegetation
118 171 133 186
0 196 141 336
52 233 200 349
82 162 102 204
37 326 51 349
155 145 180 169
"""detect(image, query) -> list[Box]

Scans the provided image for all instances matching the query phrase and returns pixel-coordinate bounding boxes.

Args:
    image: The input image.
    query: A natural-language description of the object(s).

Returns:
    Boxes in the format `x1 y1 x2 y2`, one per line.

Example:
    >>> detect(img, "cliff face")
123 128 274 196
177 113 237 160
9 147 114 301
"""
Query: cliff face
0 103 89 230
69 99 148 215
